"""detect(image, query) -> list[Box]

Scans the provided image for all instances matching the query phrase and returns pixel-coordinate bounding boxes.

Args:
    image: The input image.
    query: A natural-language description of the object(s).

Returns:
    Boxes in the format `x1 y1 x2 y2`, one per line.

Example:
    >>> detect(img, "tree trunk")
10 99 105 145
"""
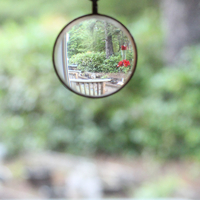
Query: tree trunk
161 0 200 65
104 22 114 59
118 31 124 51
118 34 121 52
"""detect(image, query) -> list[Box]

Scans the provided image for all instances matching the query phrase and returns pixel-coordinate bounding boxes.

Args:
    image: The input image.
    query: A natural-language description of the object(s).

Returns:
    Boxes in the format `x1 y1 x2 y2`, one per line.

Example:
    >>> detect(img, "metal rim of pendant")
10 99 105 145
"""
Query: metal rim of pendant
52 1 138 99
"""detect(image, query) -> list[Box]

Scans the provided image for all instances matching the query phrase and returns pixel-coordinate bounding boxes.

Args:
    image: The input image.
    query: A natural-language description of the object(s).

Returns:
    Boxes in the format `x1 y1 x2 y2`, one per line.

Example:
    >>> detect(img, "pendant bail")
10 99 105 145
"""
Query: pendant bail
90 0 99 14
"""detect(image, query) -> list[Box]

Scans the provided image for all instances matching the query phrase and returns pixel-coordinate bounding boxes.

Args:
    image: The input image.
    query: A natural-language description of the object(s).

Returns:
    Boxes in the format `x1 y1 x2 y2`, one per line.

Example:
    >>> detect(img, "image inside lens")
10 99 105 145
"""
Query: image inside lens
53 15 137 97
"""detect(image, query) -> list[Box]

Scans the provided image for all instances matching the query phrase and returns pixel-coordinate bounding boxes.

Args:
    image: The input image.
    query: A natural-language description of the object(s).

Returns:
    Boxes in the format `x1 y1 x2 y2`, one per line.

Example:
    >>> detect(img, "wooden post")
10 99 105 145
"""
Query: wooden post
97 83 100 96
102 82 106 94
93 83 95 96
62 37 69 84
79 83 82 93
89 83 91 96
84 83 87 95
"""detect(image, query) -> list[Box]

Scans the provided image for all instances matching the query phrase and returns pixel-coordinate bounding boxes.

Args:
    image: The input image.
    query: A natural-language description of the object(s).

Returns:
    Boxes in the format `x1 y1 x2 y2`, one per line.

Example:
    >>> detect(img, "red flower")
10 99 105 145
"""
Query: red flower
117 60 130 67
117 61 123 67
123 60 130 67
121 45 127 50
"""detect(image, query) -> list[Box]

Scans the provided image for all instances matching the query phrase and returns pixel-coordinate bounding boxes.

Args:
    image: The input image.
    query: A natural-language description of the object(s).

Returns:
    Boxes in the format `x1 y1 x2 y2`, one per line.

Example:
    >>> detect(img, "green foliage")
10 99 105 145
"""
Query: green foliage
69 52 122 73
0 0 200 162
67 19 127 58
69 52 106 72
67 20 106 57
99 54 122 73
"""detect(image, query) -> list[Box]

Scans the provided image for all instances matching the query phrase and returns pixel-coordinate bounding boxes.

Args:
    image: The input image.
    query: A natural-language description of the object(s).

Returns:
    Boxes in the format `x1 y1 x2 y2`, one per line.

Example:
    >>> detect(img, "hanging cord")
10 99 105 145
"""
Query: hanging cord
90 0 99 14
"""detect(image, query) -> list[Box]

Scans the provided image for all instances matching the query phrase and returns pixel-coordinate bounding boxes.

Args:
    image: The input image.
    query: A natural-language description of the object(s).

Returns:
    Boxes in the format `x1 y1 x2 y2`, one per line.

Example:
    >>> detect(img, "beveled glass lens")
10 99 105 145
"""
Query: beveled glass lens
53 14 137 98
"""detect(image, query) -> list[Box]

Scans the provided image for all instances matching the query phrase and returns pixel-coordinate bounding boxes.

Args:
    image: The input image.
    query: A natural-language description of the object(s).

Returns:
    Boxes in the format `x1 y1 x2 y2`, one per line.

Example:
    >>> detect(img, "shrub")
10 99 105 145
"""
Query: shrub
101 54 121 73
69 51 106 72
69 51 131 73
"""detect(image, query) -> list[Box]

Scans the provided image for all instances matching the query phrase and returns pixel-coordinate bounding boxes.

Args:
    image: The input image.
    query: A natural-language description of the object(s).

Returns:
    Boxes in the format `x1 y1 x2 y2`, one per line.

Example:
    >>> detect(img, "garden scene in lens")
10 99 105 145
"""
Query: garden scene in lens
53 17 137 97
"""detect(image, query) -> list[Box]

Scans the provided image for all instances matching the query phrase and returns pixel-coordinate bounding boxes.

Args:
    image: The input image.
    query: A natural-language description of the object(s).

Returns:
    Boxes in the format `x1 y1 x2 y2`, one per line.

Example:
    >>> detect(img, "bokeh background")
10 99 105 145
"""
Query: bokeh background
0 0 200 199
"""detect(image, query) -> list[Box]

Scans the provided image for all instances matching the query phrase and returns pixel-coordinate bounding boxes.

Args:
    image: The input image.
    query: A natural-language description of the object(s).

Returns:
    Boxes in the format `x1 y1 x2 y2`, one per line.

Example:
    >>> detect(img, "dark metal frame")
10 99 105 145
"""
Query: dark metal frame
52 12 138 99
90 0 99 14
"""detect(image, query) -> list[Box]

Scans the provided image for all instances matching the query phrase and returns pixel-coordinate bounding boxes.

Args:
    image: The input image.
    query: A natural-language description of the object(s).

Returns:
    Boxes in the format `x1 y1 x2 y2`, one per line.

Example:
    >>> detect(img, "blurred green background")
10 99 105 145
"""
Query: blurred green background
0 0 200 160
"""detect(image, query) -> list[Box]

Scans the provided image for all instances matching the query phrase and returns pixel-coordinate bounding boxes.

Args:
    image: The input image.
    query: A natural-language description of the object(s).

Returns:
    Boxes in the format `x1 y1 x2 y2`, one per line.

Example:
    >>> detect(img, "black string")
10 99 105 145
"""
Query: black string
90 0 99 14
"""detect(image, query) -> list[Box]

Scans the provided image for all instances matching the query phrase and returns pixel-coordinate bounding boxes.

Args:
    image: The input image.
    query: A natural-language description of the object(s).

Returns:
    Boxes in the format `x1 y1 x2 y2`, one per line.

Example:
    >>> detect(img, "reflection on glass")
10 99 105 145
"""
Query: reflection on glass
53 16 137 97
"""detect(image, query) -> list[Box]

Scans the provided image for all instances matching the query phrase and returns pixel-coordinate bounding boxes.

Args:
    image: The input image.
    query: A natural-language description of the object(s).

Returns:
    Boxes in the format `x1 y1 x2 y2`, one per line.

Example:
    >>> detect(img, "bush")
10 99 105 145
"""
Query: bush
69 51 106 72
101 54 121 73
69 51 131 73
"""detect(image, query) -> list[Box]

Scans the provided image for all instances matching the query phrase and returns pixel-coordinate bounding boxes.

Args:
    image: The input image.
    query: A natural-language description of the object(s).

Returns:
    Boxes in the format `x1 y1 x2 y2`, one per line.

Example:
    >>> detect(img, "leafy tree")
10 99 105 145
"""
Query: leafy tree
67 19 129 58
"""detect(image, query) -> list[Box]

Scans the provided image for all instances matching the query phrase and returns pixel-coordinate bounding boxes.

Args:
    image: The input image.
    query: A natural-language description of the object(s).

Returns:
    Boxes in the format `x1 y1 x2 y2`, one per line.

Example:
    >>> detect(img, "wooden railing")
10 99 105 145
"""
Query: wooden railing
70 79 111 96
69 71 81 79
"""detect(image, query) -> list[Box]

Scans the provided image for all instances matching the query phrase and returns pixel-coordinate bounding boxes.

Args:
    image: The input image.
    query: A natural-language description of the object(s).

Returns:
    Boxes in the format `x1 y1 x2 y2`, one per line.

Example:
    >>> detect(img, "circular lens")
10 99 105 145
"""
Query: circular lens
53 14 137 98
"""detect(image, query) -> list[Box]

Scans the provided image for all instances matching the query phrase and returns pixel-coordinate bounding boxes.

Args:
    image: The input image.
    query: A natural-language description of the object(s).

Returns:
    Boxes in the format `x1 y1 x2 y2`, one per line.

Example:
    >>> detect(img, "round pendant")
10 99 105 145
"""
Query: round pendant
53 8 137 98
